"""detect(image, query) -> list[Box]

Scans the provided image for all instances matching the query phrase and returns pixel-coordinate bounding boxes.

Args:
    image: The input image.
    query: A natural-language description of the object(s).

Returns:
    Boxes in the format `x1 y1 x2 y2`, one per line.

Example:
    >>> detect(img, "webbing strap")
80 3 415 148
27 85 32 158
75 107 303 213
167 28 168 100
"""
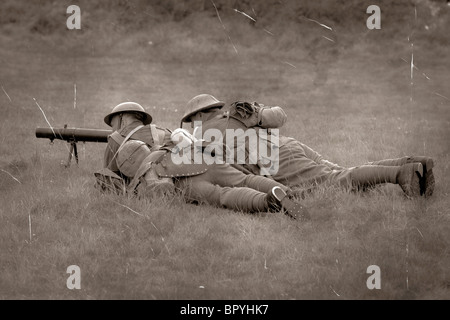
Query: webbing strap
106 125 144 169
109 131 124 145
150 124 161 149
117 125 144 153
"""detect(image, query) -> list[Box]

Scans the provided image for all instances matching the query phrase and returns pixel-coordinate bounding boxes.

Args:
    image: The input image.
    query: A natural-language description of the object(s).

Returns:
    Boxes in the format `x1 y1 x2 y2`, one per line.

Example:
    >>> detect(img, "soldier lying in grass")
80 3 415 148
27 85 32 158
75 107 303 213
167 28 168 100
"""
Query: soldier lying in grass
95 102 310 221
180 94 435 199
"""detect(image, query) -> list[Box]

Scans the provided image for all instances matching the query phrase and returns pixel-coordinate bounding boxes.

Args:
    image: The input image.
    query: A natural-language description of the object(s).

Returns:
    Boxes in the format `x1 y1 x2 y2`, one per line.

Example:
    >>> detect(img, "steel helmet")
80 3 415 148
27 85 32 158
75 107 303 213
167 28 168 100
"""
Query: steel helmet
104 102 152 127
181 94 225 123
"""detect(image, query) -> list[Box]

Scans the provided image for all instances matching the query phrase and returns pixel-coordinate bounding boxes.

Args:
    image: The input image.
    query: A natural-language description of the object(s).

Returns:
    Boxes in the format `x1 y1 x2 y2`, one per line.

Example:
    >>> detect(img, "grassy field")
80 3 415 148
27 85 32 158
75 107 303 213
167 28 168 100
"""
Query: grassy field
0 0 449 300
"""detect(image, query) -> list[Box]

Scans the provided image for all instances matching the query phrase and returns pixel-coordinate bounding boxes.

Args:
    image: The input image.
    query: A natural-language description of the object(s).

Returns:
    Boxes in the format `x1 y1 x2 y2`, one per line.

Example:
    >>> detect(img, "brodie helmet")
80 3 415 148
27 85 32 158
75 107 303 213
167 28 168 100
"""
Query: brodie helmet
181 94 225 124
104 102 152 127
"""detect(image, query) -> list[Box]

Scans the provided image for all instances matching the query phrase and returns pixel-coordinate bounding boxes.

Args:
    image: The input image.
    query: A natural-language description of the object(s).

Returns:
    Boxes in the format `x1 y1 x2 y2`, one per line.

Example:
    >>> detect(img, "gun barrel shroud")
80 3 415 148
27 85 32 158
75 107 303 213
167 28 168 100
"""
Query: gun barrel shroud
35 127 112 143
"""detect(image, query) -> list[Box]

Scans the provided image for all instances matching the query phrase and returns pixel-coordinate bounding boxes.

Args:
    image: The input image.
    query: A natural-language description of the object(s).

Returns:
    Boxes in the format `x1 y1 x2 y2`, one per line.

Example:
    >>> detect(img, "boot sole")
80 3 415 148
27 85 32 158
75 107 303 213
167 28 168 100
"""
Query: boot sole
421 169 435 197
400 163 423 198
272 187 311 221
406 157 434 197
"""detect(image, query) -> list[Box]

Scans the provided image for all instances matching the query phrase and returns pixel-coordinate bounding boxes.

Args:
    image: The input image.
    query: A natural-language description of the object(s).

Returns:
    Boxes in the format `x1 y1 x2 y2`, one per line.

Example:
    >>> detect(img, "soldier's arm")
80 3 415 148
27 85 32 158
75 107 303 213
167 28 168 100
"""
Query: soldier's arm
103 139 120 173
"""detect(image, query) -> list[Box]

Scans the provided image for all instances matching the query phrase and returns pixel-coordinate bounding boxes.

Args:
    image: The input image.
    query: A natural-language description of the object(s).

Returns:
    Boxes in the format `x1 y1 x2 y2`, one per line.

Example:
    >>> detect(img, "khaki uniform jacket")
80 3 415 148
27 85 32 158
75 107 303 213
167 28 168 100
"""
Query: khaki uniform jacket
103 121 172 175
199 104 287 176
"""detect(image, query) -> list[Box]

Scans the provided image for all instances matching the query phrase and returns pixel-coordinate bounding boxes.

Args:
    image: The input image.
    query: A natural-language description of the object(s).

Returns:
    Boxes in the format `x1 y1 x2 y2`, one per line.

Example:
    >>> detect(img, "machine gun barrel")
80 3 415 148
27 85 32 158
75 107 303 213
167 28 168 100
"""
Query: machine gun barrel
35 127 112 143
35 127 113 167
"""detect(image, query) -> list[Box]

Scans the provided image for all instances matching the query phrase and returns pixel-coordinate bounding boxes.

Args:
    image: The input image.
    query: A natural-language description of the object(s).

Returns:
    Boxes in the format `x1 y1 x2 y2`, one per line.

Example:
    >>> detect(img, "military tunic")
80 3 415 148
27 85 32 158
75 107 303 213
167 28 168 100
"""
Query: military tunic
103 121 290 213
197 105 402 191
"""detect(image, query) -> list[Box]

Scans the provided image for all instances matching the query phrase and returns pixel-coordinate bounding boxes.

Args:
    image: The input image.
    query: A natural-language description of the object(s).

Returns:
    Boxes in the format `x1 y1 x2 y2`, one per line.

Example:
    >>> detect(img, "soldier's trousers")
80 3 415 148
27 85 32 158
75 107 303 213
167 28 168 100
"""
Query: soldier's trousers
274 138 403 190
174 164 289 213
367 156 433 169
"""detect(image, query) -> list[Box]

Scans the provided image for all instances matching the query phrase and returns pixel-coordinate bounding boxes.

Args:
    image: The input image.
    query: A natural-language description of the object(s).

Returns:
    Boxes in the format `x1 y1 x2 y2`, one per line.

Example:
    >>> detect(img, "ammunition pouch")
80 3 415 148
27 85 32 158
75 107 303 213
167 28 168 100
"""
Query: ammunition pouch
116 140 152 178
154 151 209 178
127 150 176 197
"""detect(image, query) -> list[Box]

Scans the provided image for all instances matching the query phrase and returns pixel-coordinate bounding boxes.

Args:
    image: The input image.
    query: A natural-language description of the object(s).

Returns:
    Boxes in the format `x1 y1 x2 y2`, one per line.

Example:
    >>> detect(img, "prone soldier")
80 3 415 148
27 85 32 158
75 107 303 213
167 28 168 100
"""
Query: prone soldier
180 94 435 198
96 102 310 220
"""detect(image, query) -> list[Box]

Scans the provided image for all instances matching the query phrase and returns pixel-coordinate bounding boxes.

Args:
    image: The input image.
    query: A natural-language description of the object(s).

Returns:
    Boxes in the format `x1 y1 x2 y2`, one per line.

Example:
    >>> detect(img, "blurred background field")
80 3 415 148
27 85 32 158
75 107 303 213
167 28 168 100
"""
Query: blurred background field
0 0 449 300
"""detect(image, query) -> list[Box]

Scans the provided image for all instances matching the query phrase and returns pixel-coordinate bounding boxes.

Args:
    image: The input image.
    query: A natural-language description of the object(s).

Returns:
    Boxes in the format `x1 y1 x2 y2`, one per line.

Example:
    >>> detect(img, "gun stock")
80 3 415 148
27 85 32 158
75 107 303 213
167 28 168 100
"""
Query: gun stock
35 127 113 167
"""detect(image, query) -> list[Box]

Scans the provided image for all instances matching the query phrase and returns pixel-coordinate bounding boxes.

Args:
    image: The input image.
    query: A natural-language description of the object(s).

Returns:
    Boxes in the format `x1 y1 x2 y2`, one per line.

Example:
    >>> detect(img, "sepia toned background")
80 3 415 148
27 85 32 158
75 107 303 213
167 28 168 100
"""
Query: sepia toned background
0 0 449 300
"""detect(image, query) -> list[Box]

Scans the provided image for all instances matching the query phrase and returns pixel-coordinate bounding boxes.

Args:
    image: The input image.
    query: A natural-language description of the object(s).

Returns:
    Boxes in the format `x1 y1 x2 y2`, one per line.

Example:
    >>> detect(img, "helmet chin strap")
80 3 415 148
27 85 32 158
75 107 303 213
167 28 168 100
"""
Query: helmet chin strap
118 113 123 129
120 113 137 128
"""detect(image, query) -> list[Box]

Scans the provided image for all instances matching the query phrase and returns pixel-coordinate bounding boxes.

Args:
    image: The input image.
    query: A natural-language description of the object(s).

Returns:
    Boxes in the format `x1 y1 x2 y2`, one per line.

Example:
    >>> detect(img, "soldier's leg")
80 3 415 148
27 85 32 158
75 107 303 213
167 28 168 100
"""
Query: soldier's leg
301 142 346 170
368 156 430 167
243 174 290 193
220 187 270 212
205 164 309 219
176 166 309 219
329 164 423 197
207 164 290 193
219 185 309 220
273 140 334 188
367 156 434 196
175 174 269 212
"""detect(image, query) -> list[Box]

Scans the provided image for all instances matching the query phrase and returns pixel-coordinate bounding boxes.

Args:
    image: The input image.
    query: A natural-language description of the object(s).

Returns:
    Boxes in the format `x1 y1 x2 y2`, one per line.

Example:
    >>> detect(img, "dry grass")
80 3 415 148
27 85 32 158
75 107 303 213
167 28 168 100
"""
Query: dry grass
0 0 449 300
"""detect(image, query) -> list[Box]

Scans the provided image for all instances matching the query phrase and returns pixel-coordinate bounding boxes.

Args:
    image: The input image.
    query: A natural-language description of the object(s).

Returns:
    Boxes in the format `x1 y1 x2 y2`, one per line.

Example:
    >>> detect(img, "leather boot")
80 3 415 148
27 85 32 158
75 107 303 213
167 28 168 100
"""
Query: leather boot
349 165 398 189
267 186 310 221
369 156 434 196
349 164 422 198
406 157 434 197
396 163 423 198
